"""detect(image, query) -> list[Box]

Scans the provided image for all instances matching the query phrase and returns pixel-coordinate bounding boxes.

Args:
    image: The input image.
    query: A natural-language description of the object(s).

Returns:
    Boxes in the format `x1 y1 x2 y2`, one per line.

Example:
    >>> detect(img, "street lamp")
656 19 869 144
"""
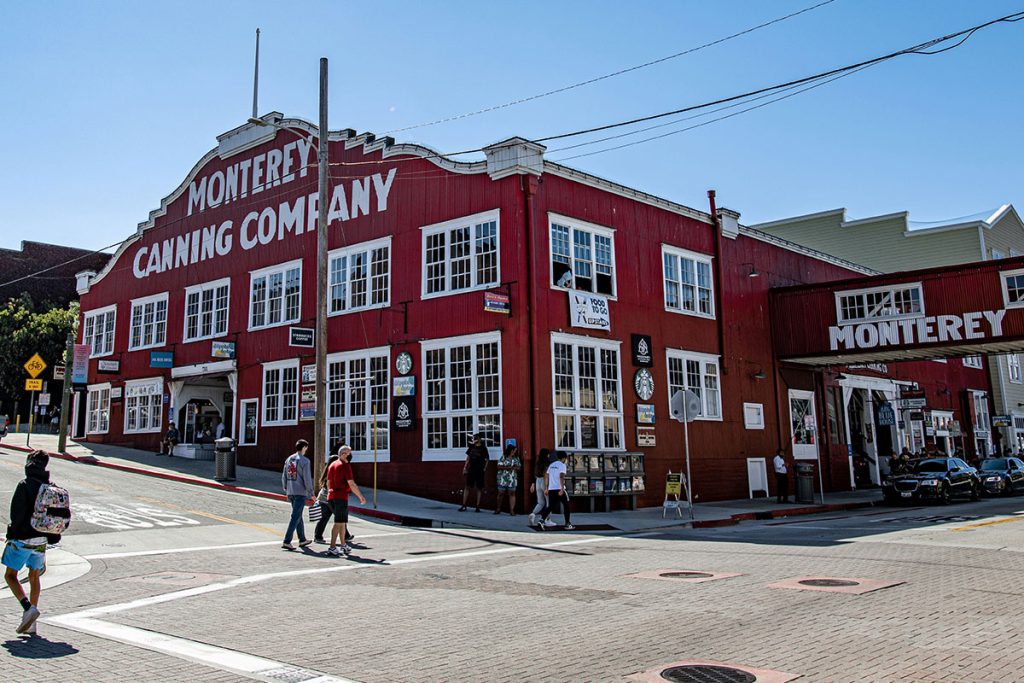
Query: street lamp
248 58 330 485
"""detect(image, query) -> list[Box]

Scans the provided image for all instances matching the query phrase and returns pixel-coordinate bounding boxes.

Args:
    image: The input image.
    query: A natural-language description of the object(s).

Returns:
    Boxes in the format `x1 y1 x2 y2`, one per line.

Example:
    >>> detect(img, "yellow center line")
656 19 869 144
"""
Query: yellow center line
134 495 283 537
953 516 1024 531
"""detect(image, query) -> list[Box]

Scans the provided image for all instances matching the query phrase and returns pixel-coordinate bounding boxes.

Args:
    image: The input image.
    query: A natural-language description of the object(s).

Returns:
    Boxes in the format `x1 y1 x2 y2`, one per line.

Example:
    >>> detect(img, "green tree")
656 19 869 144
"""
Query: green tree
0 294 78 420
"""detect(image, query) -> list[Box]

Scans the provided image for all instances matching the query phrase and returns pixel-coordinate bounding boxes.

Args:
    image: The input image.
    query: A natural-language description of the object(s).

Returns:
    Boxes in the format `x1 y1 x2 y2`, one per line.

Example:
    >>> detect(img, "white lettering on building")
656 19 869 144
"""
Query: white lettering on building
828 311 1007 351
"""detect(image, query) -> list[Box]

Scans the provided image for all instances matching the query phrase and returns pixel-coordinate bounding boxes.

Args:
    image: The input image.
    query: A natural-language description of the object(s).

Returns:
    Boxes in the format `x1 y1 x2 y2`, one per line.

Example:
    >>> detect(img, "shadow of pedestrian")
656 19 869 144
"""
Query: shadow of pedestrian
2 635 79 659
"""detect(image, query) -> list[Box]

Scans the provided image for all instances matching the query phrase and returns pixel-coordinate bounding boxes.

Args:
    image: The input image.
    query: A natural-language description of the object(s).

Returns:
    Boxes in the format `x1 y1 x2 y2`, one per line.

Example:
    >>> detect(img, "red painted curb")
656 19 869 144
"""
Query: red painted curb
1 443 402 523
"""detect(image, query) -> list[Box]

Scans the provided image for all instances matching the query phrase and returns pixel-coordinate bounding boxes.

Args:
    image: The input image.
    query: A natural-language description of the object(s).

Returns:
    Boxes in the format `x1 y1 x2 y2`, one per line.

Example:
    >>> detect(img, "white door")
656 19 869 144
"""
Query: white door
789 389 819 460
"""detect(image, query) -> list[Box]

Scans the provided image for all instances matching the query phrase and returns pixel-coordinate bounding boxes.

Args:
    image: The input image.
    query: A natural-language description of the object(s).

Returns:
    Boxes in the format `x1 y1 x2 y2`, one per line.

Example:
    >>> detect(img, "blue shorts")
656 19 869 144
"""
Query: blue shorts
2 540 46 572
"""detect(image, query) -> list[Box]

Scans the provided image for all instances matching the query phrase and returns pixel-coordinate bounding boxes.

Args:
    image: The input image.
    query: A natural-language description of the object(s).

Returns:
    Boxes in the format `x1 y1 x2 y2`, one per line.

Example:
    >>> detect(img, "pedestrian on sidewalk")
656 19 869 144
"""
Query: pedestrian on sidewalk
538 450 574 530
494 443 522 515
281 439 314 550
326 445 366 557
773 448 790 504
528 448 551 527
3 451 70 635
458 433 489 512
158 422 180 456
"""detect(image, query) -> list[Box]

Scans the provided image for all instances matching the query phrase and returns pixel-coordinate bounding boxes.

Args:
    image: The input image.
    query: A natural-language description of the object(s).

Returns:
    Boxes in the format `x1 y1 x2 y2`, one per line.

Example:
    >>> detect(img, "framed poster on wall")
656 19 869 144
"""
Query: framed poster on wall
239 399 258 446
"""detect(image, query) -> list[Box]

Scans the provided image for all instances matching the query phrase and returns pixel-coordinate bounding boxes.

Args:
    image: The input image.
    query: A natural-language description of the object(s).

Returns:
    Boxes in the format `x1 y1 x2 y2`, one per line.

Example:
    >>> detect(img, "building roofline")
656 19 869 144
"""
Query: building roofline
749 208 846 231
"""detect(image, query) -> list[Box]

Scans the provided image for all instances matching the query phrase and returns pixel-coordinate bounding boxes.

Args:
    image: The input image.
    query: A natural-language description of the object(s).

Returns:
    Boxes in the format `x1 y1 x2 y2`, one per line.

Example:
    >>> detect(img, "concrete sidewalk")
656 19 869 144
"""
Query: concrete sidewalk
0 433 881 531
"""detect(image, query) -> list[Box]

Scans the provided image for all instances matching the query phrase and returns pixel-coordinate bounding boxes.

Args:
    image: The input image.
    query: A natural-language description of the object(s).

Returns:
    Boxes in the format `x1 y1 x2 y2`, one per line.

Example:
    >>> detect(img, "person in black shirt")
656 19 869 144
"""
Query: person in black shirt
159 422 180 456
458 433 489 512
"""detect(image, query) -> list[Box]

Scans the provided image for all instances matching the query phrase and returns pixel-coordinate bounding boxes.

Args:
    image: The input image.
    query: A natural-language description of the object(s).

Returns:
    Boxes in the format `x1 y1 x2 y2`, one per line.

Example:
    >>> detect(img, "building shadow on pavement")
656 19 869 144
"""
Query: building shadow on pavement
2 635 79 659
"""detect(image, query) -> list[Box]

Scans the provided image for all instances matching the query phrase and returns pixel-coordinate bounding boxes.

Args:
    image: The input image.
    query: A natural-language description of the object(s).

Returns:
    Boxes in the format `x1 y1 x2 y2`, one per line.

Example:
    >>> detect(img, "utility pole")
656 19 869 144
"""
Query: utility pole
57 328 75 453
313 57 329 485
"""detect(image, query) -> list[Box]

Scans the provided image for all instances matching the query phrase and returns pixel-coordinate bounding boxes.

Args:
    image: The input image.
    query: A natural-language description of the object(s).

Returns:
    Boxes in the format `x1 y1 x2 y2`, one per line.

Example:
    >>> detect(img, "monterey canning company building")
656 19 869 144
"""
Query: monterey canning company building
72 113 1021 507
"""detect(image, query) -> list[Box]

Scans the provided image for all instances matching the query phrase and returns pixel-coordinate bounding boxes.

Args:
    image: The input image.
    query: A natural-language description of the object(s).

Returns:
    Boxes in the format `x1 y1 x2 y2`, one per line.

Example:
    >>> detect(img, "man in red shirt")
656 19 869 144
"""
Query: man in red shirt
326 444 366 556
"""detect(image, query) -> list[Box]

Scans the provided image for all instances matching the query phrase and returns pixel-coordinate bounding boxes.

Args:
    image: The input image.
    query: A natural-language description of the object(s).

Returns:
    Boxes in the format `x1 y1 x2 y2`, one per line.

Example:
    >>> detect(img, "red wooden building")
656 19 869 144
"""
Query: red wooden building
72 113 1006 506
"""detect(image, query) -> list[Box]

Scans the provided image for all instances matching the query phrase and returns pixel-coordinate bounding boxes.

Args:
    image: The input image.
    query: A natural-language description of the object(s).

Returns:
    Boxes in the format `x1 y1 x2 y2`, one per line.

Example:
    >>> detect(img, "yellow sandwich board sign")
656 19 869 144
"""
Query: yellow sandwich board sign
24 353 47 379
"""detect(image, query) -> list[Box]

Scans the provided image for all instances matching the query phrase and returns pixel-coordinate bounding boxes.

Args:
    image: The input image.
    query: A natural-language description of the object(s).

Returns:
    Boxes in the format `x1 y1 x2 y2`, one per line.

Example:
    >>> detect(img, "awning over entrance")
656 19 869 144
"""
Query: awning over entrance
770 257 1024 366
170 359 237 379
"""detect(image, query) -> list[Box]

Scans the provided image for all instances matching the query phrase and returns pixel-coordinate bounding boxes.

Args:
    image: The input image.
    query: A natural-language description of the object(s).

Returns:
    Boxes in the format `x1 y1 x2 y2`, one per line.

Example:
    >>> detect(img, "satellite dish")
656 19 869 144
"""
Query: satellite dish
670 390 702 423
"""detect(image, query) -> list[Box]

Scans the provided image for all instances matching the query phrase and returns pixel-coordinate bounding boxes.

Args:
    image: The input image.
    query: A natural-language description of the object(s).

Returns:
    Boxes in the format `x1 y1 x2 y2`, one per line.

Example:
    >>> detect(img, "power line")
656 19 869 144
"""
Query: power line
384 0 840 134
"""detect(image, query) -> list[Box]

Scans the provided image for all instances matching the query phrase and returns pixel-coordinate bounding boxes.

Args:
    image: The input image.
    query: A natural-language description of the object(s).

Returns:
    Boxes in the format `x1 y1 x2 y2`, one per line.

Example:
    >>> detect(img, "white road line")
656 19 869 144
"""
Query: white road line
82 531 424 560
46 533 636 682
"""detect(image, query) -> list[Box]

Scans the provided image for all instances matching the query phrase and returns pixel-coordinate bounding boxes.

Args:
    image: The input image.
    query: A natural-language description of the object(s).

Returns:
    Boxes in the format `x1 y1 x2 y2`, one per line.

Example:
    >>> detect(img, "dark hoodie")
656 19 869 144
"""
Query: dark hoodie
6 460 60 543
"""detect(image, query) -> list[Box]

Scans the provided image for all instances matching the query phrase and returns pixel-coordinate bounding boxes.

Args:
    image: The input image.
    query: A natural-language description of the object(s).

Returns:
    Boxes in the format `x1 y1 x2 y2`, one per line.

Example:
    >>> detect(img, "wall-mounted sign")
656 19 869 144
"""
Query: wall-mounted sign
829 309 1006 351
71 344 90 384
299 384 316 421
909 410 924 422
289 327 315 348
301 364 316 384
484 291 510 315
393 396 416 431
637 425 656 447
636 404 656 424
98 359 121 374
992 415 1012 428
110 386 123 400
301 387 316 403
53 364 66 381
633 368 655 401
876 403 896 427
393 376 416 397
240 399 259 446
395 352 413 376
569 291 610 331
631 334 653 367
211 341 236 359
150 351 173 368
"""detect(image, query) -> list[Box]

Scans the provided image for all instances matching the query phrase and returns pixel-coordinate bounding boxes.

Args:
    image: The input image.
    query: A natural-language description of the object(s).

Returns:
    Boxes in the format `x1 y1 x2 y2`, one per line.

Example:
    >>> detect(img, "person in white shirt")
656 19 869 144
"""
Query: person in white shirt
773 448 790 504
214 417 225 440
537 451 574 530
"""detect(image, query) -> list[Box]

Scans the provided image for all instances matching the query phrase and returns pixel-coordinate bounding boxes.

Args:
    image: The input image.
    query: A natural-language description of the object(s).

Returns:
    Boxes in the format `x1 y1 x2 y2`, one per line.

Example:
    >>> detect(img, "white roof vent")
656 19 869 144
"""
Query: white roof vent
482 137 545 180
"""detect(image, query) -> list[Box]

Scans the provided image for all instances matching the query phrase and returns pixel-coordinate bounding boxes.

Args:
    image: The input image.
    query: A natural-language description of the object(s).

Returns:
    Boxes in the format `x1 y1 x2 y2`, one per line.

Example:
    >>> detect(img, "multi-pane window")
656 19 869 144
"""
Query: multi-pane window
550 216 615 295
972 390 991 430
666 350 722 420
329 238 390 314
836 284 923 324
551 334 623 450
124 378 164 433
1009 354 1022 383
262 360 298 426
662 246 714 317
422 332 502 459
1002 269 1024 308
83 306 116 357
962 355 983 370
327 348 389 460
129 294 168 350
250 261 301 329
86 384 111 434
185 279 230 342
422 211 500 297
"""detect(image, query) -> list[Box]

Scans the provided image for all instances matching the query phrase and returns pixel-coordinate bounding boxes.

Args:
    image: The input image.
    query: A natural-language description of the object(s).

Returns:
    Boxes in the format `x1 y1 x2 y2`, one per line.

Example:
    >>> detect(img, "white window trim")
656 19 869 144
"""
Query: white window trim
420 209 501 300
548 212 618 300
128 292 169 351
1000 268 1024 309
550 332 625 452
421 330 503 461
834 282 925 326
86 382 112 435
328 236 392 316
183 277 231 343
1008 353 1023 384
664 348 723 422
123 377 165 434
248 259 303 332
261 358 299 427
326 345 391 462
962 355 983 370
661 243 716 320
84 304 117 359
238 398 259 446
743 402 765 430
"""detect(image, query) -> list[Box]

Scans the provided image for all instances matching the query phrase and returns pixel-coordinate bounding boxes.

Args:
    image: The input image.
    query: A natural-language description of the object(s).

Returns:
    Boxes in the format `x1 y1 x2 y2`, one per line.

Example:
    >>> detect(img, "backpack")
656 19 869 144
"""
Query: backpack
30 482 71 536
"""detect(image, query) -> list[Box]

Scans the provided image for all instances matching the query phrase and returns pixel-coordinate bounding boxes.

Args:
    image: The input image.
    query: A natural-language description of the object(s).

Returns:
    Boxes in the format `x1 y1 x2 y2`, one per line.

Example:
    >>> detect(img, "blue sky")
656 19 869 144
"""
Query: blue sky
1 0 1022 251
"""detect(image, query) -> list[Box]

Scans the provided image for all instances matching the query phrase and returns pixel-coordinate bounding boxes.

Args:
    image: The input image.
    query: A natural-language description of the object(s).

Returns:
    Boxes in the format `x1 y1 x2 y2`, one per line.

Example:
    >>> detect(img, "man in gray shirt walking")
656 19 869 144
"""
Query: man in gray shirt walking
281 439 314 550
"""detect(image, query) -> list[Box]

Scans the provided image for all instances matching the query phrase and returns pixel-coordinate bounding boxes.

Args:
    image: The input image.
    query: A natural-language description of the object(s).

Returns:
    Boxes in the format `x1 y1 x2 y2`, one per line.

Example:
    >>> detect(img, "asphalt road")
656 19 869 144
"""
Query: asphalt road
3 445 1024 682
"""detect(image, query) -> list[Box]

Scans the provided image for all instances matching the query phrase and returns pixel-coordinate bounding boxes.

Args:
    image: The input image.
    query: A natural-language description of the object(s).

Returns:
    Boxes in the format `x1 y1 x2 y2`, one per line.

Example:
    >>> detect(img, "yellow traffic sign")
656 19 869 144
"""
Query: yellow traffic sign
25 379 42 391
24 353 47 379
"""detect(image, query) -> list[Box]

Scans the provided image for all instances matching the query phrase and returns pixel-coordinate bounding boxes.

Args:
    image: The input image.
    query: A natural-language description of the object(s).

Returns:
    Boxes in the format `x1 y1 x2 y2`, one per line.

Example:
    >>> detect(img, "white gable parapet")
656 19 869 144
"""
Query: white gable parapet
483 137 545 180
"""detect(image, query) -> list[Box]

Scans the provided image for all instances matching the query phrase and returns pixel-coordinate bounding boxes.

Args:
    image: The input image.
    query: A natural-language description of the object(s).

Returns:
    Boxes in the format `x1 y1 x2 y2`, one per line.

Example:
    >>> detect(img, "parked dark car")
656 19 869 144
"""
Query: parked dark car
977 457 1024 495
882 457 980 504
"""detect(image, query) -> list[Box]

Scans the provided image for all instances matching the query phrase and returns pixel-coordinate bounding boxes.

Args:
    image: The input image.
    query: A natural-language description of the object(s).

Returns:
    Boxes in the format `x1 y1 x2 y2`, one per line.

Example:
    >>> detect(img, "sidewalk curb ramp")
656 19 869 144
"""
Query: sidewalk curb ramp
2 442 875 529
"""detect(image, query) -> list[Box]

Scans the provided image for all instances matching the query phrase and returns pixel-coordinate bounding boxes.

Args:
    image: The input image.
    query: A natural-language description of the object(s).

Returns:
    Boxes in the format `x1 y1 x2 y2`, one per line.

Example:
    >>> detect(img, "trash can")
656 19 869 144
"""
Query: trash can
214 437 236 482
794 462 815 504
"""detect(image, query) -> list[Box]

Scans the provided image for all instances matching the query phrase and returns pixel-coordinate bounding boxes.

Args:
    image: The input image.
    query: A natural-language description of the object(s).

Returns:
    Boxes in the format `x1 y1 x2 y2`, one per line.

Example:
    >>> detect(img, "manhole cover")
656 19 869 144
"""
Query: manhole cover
659 571 715 579
660 665 757 683
799 579 859 587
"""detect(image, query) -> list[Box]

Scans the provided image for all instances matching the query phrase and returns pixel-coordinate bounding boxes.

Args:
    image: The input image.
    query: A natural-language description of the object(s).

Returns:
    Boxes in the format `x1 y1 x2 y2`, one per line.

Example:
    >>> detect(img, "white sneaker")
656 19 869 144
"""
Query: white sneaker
528 513 535 526
17 606 39 634
23 622 36 636
341 545 352 556
543 520 557 527
564 524 576 531
326 546 341 557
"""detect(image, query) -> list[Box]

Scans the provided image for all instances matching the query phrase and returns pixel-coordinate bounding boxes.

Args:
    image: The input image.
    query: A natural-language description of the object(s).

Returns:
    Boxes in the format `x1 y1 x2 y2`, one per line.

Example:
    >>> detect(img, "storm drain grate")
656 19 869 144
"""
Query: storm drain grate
799 579 859 587
259 667 327 683
660 665 757 683
660 571 715 580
